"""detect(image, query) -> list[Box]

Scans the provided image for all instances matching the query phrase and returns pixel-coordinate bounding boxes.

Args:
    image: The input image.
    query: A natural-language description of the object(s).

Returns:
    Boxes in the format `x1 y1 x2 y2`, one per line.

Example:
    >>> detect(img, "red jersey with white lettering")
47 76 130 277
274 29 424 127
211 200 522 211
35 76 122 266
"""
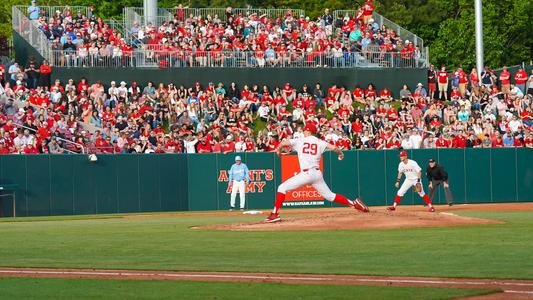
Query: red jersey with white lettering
515 70 527 85
438 71 448 84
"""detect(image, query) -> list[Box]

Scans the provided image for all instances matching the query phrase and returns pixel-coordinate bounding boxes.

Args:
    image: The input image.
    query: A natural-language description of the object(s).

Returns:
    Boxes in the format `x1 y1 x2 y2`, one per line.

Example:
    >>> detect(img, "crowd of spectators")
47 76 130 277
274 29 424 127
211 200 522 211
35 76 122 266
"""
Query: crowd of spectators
0 60 532 154
26 1 136 67
25 0 422 68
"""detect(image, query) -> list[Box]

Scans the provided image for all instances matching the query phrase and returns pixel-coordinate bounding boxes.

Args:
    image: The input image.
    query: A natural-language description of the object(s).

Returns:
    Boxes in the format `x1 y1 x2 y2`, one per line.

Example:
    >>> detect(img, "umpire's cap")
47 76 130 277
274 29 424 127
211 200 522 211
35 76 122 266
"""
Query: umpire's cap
429 158 436 163
235 156 242 161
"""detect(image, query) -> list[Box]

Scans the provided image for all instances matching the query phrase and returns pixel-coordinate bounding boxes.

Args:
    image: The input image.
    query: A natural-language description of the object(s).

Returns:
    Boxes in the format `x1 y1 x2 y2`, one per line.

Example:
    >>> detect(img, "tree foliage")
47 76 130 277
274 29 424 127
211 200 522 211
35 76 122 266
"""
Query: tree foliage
1 0 530 68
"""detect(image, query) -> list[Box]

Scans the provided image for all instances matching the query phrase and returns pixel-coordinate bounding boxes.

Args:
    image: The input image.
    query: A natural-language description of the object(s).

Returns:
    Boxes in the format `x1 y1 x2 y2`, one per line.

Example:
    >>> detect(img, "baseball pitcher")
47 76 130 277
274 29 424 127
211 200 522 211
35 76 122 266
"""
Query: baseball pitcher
388 151 436 212
265 123 369 223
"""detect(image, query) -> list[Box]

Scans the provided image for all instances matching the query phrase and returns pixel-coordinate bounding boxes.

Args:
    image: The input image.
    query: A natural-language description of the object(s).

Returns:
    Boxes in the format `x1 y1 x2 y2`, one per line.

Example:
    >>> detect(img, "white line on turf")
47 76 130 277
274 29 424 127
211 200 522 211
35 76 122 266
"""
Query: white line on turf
504 290 533 294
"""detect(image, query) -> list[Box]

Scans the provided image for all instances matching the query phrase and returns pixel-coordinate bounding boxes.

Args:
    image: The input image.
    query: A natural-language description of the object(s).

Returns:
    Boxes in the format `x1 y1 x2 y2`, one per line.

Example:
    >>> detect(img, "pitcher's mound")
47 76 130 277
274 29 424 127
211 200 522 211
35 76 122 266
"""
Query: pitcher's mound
197 209 502 231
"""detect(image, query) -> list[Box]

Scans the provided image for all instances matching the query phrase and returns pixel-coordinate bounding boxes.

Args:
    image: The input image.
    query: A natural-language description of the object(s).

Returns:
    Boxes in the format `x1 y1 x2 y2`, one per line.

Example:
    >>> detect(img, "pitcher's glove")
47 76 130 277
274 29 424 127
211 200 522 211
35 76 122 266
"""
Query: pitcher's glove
413 181 422 193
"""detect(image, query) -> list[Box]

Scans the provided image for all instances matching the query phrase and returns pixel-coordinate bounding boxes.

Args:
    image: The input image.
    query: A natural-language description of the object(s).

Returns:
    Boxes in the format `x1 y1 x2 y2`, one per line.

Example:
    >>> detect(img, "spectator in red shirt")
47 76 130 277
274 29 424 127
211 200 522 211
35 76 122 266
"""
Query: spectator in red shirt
450 87 462 102
197 138 212 153
458 68 468 96
0 141 9 154
437 66 449 100
514 67 528 94
362 0 375 23
282 83 296 102
499 66 511 99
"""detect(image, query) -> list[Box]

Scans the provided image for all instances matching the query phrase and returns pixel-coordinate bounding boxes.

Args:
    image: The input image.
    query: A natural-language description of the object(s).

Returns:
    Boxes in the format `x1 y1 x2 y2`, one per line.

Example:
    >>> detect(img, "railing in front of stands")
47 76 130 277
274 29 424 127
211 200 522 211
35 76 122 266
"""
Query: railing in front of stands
12 6 51 61
49 48 428 68
12 122 86 154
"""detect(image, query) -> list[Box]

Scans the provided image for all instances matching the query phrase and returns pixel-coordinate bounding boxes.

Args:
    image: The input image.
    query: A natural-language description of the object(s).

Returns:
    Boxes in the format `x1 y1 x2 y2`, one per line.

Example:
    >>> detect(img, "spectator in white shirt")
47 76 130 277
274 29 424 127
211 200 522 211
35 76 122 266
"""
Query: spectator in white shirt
184 135 198 153
257 102 270 121
409 129 423 149
401 135 413 149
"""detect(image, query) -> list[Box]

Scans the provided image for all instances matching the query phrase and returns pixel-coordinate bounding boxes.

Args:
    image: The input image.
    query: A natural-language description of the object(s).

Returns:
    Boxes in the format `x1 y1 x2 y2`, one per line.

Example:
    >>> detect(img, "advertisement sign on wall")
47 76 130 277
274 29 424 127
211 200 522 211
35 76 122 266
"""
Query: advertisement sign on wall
281 155 325 207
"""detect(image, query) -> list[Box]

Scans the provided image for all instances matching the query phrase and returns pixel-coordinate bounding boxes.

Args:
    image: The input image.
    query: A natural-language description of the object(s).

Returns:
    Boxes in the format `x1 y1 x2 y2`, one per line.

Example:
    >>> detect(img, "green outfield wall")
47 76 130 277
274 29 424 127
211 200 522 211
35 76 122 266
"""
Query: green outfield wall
0 148 532 217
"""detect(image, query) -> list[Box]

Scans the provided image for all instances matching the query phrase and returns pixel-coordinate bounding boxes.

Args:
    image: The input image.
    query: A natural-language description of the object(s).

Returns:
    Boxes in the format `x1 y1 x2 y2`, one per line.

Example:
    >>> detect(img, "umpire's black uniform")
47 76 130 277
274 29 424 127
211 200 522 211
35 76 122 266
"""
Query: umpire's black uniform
426 160 454 205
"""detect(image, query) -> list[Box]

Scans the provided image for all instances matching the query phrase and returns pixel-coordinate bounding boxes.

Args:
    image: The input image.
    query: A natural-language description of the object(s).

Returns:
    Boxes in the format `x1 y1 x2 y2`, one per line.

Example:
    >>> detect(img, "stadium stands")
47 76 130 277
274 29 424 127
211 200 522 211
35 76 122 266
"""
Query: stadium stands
5 2 531 155
0 65 532 154
13 3 428 68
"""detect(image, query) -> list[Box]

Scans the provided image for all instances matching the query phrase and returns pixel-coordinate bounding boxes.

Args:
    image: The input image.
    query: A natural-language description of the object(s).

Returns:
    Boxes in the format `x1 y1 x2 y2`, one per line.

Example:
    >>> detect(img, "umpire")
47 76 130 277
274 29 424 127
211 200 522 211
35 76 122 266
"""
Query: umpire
426 159 454 206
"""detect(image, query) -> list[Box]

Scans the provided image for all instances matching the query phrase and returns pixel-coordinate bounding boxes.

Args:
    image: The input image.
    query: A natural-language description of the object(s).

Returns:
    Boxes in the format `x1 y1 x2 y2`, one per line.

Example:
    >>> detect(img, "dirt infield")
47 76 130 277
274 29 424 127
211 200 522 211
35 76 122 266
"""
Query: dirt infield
196 209 503 231
189 203 533 231
0 268 532 299
124 203 533 231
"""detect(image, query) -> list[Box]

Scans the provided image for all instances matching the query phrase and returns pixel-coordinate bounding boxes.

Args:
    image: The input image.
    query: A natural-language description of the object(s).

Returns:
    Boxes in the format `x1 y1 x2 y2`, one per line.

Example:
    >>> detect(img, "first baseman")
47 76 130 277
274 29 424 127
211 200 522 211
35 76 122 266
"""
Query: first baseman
388 151 436 212
228 155 250 211
265 123 369 223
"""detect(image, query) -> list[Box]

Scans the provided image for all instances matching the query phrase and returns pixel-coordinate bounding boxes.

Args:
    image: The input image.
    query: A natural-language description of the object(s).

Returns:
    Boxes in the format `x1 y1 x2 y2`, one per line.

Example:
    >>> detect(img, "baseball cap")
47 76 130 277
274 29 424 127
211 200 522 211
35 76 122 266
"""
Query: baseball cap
429 158 436 163
399 150 408 157
235 156 242 161
303 123 317 134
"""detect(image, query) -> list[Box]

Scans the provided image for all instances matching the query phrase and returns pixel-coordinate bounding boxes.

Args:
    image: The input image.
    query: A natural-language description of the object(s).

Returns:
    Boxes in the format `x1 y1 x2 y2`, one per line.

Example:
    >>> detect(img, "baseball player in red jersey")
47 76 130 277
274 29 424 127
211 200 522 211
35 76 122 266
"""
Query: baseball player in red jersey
265 123 369 223
388 151 435 212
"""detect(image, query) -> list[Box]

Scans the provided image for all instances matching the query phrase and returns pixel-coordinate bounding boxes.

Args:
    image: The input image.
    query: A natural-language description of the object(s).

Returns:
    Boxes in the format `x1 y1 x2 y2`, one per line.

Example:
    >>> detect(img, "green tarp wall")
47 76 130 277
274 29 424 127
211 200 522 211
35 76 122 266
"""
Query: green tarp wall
50 67 426 97
0 148 532 217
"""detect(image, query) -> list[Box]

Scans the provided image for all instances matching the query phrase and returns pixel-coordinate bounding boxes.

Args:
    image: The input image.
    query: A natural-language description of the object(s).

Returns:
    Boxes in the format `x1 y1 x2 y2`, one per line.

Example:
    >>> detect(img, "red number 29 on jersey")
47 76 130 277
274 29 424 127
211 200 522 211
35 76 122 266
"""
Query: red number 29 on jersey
302 142 318 155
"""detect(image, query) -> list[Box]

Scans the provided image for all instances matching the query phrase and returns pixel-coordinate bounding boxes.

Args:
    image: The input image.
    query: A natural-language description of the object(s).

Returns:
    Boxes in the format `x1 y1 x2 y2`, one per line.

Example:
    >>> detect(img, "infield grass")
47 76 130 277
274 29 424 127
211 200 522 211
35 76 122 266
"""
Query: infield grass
0 277 498 300
0 210 532 279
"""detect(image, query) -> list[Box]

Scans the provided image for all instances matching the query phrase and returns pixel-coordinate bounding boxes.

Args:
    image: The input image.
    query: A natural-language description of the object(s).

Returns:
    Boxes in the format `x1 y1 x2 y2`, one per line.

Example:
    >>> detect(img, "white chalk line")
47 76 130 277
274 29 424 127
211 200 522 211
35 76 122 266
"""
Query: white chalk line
1 269 533 293
505 290 533 294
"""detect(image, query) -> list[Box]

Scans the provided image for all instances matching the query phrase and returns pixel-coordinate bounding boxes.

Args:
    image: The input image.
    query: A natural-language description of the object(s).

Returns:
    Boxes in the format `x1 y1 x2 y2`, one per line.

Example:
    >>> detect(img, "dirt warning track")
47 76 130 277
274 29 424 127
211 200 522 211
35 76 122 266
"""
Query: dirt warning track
0 268 532 299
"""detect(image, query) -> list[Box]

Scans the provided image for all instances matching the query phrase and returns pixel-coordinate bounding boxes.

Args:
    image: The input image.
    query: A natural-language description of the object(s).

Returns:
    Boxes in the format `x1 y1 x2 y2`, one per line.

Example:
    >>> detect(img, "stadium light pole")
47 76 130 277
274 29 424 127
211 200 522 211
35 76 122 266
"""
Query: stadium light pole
475 0 484 78
144 0 158 26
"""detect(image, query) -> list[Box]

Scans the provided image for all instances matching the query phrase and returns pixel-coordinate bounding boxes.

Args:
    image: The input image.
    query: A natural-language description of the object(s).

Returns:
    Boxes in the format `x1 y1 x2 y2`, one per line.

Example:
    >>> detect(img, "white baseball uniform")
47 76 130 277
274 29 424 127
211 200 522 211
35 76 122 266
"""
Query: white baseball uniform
277 136 336 201
230 181 246 209
397 159 426 197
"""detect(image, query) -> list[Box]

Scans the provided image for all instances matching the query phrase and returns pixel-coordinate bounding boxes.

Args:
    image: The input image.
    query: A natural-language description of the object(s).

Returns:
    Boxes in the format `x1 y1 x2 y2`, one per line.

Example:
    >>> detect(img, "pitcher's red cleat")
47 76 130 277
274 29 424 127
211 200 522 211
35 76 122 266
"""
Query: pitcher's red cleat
265 213 281 223
353 198 369 212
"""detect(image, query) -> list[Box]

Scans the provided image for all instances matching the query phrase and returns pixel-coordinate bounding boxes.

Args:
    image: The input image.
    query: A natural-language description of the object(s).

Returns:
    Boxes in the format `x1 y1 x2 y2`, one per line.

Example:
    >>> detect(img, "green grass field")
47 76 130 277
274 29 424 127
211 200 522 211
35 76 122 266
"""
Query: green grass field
0 209 531 299
0 277 497 300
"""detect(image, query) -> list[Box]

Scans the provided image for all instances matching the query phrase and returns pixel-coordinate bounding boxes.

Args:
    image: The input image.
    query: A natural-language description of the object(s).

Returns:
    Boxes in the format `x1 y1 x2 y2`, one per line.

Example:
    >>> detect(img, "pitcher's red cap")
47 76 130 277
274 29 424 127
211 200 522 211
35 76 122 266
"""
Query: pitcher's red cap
399 150 408 157
304 123 317 134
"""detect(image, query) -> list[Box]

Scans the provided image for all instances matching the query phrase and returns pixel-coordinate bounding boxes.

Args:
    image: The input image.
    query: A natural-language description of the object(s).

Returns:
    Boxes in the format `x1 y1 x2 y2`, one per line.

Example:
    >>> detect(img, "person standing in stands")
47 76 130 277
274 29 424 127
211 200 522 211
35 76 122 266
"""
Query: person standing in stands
426 158 454 206
27 0 40 21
